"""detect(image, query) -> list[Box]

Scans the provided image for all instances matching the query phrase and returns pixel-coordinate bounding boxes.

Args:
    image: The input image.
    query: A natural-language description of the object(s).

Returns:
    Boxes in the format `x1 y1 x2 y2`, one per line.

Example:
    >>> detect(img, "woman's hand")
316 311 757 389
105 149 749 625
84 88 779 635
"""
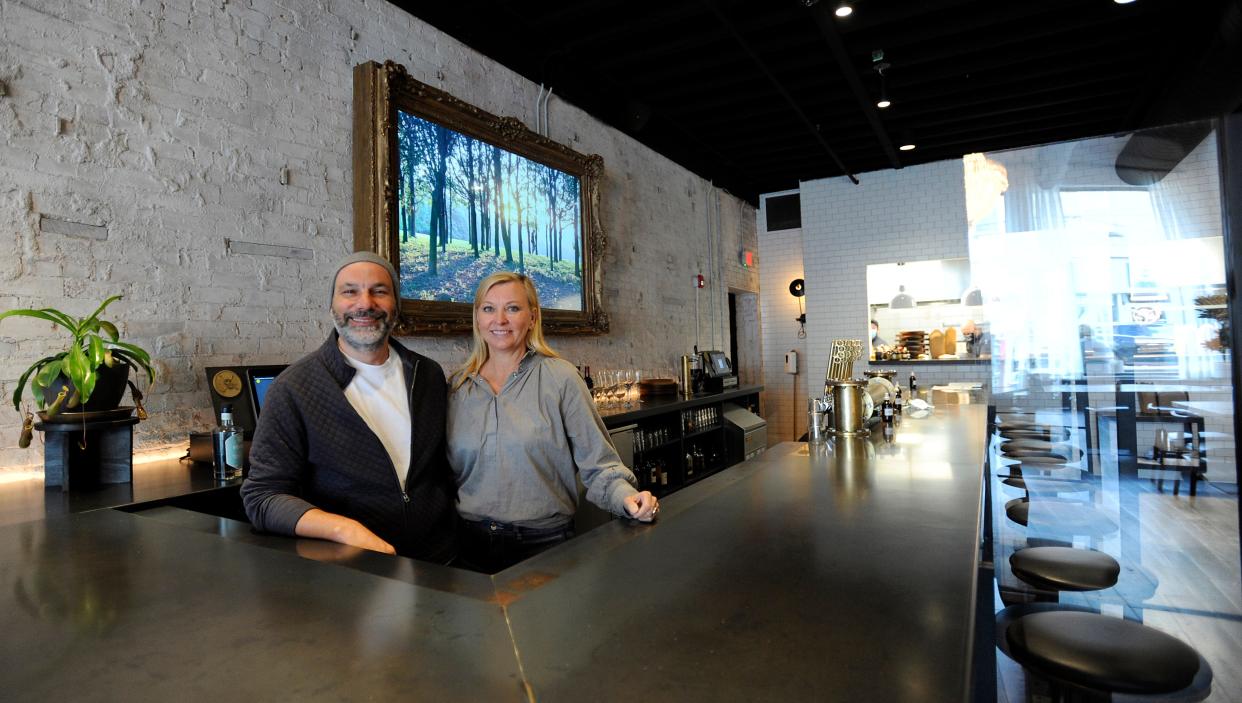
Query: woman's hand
623 491 660 522
295 508 397 554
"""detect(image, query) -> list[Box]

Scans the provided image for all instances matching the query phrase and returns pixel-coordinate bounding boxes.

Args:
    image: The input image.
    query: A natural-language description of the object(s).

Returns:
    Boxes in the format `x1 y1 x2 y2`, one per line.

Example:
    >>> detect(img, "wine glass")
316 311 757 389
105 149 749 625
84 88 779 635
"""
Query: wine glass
610 370 626 408
623 369 640 407
598 370 617 408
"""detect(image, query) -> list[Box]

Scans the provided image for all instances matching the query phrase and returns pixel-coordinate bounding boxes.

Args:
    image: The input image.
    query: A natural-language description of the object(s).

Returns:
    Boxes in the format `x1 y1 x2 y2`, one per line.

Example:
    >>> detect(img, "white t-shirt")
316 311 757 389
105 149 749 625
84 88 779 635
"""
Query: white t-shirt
342 352 412 491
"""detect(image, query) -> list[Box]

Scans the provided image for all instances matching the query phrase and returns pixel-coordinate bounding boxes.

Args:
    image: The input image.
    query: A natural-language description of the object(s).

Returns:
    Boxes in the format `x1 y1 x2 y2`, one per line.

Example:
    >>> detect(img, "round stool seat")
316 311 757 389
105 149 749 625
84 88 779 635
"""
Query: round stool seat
1009 452 1075 466
1005 500 1117 537
1010 547 1119 592
1006 611 1201 695
999 428 1073 442
1006 498 1030 524
1002 476 1026 490
998 438 1063 452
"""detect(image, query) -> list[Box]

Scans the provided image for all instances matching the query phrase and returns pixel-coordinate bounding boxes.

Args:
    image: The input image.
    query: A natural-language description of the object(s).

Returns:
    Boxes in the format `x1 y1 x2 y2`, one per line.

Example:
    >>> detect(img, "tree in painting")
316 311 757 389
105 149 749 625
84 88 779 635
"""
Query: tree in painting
396 111 584 310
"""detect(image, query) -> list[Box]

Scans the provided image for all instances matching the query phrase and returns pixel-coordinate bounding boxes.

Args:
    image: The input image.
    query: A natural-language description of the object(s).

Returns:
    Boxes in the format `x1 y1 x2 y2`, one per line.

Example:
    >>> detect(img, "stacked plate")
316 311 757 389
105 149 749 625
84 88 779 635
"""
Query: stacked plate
898 330 928 357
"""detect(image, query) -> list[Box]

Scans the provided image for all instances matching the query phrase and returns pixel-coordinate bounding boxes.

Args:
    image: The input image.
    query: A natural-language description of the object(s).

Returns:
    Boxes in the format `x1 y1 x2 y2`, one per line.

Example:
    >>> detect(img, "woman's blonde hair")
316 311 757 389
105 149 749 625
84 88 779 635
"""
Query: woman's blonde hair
452 271 560 390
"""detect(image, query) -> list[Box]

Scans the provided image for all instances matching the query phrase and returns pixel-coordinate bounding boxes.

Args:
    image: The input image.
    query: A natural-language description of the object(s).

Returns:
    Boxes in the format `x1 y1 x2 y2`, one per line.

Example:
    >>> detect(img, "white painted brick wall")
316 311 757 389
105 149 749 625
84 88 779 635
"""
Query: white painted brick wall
0 0 758 470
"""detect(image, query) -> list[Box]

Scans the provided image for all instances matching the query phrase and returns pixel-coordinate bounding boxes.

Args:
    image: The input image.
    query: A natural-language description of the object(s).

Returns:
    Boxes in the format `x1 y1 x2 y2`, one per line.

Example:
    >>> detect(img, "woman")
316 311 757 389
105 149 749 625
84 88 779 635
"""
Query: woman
447 272 659 573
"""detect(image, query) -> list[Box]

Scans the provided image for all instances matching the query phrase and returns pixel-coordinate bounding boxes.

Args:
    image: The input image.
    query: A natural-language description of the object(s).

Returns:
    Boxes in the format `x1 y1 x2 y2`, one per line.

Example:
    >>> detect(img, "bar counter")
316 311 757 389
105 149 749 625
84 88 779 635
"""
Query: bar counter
0 405 987 702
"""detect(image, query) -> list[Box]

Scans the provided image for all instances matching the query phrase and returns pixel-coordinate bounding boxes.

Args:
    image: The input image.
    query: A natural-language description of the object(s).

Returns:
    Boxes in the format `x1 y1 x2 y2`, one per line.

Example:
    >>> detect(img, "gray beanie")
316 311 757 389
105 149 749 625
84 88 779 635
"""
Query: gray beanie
329 251 401 307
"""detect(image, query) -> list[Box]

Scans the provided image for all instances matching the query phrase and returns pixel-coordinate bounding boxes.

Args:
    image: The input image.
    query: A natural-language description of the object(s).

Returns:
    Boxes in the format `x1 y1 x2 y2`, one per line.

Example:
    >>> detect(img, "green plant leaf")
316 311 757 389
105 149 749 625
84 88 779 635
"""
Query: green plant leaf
35 307 78 330
31 356 67 411
14 355 60 412
97 320 120 342
64 344 91 403
111 348 156 384
0 308 77 332
77 366 97 404
109 340 151 364
34 358 64 389
87 334 106 368
79 295 123 336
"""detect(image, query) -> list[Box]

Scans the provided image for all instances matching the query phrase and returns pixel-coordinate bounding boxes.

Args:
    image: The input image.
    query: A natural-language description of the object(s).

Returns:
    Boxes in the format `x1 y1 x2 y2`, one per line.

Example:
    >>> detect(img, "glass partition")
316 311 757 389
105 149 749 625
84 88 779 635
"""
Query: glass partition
967 121 1239 699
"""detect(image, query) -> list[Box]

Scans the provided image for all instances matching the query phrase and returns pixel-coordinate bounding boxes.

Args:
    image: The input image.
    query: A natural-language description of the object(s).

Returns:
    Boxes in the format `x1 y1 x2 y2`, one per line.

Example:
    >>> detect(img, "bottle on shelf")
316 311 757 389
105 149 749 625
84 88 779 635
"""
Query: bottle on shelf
212 404 244 480
685 448 695 478
659 461 669 487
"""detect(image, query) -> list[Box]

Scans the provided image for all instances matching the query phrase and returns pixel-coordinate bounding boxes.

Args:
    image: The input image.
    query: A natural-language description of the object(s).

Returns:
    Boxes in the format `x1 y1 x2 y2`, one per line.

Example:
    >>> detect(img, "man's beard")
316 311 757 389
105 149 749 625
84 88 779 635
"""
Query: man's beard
333 308 395 353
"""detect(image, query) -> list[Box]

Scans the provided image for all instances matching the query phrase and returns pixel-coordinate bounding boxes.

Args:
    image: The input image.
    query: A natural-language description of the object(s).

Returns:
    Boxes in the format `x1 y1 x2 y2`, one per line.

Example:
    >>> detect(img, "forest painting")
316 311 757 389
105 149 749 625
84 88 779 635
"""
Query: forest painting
396 110 584 311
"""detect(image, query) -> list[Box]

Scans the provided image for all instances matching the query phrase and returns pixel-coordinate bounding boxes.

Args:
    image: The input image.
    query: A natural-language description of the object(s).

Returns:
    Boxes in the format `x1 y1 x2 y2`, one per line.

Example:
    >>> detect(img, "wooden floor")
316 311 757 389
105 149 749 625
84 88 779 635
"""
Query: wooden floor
991 436 1241 702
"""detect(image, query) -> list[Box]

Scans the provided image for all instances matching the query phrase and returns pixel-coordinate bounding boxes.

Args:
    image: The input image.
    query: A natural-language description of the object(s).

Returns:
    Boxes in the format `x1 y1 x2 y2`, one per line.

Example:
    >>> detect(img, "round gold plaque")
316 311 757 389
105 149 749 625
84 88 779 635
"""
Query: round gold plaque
211 370 243 398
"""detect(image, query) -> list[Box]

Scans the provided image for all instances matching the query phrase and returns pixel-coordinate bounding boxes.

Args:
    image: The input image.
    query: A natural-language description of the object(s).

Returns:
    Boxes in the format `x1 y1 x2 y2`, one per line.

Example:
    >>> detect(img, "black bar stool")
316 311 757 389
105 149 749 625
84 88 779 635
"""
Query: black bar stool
1003 610 1212 701
1009 546 1118 600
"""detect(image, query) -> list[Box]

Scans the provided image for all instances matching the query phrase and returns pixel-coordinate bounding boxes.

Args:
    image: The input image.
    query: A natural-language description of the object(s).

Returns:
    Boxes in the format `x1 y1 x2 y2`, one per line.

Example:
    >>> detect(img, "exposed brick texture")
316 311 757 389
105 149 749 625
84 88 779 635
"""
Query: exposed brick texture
0 0 758 470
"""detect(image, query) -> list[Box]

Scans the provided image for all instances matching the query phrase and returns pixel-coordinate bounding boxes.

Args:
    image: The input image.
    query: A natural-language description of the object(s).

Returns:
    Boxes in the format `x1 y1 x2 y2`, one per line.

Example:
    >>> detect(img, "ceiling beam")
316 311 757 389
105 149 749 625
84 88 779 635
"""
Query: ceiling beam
806 0 902 171
702 0 859 183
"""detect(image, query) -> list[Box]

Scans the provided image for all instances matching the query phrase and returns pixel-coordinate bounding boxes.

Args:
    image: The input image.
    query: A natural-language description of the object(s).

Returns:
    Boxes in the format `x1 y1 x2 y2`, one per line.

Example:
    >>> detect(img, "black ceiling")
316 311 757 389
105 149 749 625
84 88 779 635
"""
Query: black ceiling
394 0 1242 204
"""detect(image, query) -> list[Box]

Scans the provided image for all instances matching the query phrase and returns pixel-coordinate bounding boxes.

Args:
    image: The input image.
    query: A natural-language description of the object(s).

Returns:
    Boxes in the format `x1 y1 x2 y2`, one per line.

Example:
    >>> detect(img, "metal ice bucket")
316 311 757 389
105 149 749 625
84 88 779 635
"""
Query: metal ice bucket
826 379 869 437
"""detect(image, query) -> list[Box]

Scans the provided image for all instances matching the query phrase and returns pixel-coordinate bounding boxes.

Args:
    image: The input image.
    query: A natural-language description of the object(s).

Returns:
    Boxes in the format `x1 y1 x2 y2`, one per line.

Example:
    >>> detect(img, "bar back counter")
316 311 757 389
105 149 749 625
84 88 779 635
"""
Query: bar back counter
0 405 988 702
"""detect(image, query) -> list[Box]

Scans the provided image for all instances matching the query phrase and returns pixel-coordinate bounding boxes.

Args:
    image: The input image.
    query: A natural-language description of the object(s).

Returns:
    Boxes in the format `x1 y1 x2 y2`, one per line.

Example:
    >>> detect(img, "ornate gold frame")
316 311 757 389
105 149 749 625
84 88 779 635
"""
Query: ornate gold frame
352 60 609 335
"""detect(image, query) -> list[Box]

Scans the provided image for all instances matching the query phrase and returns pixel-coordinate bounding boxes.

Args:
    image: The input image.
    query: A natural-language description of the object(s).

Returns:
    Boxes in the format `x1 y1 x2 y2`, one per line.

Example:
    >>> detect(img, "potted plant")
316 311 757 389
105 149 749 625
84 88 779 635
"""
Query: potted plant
1 295 155 447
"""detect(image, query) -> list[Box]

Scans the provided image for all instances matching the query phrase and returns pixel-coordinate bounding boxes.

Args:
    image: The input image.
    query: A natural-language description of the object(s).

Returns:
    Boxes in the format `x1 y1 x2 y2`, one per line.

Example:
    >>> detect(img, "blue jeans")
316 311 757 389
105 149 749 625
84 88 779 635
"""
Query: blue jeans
458 518 574 574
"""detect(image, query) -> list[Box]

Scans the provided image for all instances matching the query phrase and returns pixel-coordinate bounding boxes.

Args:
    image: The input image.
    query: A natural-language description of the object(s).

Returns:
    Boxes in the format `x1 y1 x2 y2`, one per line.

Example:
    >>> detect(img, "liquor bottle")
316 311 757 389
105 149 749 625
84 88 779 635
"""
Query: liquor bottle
659 461 669 487
909 372 918 396
685 449 695 477
212 404 243 480
583 366 594 390
894 386 904 416
881 393 894 425
648 461 659 488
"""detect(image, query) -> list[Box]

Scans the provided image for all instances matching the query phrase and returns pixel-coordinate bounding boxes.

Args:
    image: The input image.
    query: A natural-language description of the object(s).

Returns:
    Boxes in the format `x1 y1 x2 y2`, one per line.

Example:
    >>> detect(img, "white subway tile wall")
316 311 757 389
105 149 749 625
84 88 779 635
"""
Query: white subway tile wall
757 213 806 444
798 161 972 404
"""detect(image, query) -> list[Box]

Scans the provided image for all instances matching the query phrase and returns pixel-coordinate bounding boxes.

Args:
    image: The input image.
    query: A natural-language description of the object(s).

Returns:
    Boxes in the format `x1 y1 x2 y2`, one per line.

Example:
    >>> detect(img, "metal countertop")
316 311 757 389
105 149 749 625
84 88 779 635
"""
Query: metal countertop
1 405 986 702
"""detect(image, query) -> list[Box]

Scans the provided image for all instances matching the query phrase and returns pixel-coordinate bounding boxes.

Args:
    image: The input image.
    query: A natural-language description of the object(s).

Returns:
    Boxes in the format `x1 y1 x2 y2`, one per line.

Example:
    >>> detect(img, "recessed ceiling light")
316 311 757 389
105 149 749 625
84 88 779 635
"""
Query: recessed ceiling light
899 143 916 151
876 99 891 109
1114 0 1136 4
835 4 853 17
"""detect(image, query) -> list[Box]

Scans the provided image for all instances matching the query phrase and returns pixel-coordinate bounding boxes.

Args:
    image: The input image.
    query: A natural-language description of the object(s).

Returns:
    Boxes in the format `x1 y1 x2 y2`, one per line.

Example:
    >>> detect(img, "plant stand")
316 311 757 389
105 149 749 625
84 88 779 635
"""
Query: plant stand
37 417 138 491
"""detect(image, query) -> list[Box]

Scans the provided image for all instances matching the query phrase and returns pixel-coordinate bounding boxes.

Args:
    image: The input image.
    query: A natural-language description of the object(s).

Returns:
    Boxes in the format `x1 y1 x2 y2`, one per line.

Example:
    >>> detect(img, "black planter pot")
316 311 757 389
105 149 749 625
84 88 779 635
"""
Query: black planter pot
41 360 132 412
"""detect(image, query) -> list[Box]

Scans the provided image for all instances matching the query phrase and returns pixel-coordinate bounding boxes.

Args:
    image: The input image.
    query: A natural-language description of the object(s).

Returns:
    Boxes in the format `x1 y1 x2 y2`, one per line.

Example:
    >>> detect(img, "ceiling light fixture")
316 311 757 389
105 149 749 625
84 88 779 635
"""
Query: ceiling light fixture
890 285 914 309
835 4 853 17
899 143 916 151
1113 0 1136 4
873 59 892 109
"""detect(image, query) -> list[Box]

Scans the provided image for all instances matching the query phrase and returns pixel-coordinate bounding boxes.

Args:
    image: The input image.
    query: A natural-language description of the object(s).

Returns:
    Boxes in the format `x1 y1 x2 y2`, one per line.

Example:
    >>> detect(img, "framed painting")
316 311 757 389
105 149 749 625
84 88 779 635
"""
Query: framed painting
352 60 609 335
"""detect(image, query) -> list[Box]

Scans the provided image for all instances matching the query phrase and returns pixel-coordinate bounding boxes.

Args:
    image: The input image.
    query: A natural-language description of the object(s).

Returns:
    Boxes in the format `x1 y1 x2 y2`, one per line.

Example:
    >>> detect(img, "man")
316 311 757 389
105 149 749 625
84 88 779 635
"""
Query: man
870 319 889 347
241 252 456 561
961 320 991 359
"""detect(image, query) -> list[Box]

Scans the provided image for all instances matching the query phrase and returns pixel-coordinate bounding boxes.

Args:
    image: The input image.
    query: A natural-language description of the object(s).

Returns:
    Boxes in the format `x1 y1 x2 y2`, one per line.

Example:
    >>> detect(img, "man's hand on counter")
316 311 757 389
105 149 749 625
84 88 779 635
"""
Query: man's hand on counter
294 508 397 554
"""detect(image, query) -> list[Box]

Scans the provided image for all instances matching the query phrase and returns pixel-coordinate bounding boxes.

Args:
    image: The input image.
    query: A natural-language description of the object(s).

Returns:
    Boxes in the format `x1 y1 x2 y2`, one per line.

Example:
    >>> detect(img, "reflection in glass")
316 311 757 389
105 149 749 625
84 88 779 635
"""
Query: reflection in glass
967 121 1239 698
